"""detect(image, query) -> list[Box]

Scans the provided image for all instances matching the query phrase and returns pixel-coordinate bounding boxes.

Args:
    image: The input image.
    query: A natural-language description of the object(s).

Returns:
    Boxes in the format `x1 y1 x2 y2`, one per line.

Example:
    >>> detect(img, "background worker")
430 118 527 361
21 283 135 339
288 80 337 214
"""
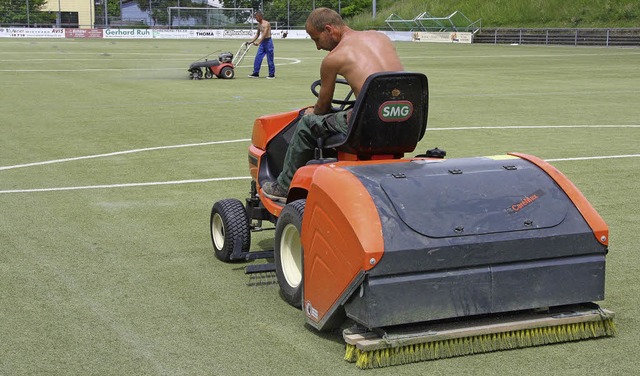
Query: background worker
262 7 404 201
248 11 275 79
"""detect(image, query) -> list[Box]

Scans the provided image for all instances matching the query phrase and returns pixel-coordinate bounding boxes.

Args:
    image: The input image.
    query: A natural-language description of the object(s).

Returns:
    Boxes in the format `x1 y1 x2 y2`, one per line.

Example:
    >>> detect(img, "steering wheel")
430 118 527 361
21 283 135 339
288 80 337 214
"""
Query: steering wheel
310 78 356 112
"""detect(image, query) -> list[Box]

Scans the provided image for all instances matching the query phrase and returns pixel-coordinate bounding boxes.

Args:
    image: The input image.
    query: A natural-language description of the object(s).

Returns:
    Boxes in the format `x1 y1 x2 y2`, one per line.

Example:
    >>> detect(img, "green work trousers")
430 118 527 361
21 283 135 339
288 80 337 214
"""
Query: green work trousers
277 110 350 190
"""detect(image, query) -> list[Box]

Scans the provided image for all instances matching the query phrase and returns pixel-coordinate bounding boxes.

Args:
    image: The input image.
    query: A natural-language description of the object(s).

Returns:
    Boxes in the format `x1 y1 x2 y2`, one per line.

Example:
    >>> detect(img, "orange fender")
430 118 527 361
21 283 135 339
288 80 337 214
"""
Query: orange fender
300 164 384 330
510 152 609 246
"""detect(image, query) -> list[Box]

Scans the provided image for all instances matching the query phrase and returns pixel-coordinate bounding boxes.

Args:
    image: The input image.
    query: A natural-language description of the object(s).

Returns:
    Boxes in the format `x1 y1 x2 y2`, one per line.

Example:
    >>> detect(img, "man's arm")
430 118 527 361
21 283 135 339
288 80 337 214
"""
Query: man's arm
313 57 339 115
249 28 260 45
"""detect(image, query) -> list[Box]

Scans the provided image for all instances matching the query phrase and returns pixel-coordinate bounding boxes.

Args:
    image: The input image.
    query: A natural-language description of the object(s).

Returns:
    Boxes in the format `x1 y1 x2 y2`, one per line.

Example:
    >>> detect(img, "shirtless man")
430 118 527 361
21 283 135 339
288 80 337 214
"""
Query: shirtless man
248 12 275 79
262 7 404 201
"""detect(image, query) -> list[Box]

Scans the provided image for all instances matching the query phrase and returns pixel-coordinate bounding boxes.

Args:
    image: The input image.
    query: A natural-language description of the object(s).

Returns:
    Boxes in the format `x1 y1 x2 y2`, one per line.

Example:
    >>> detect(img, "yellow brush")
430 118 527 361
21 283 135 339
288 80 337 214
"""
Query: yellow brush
343 304 615 370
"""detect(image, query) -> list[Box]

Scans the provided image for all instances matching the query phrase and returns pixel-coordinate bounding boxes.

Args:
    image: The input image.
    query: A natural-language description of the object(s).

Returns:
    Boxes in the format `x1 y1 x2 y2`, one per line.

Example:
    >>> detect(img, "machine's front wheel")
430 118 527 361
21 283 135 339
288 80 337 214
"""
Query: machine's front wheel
274 199 305 308
220 66 234 79
204 70 213 79
210 199 251 262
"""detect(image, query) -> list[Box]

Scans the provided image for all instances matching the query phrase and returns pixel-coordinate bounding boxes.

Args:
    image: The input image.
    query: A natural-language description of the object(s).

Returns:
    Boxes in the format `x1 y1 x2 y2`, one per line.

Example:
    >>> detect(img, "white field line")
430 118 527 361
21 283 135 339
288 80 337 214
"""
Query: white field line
0 139 251 171
0 177 251 194
2 125 638 172
2 49 638 58
429 125 640 130
1 124 639 194
545 154 640 162
0 57 300 73
1 154 638 195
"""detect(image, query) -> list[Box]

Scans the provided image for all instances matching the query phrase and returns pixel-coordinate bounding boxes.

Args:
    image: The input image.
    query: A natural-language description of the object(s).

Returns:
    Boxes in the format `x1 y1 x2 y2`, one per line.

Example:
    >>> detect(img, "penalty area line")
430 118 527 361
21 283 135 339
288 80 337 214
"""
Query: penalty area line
1 154 639 194
545 154 640 162
3 124 637 172
0 177 251 194
0 139 251 171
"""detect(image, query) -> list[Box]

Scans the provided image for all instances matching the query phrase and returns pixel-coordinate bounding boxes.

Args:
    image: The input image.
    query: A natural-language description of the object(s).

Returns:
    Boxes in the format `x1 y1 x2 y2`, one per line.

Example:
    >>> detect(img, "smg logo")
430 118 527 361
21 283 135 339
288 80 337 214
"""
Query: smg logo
378 100 414 122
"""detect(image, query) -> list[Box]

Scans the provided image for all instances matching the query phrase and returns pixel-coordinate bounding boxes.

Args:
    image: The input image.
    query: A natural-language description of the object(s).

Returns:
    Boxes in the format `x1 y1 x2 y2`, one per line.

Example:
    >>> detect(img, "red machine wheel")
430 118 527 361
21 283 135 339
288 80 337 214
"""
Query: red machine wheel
275 199 305 308
210 199 251 262
220 66 234 79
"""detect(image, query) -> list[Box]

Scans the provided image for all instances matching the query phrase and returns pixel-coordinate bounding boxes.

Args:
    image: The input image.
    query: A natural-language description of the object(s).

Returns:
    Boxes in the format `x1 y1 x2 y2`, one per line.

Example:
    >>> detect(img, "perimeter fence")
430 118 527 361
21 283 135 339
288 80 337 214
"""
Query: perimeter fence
0 0 356 30
474 28 640 47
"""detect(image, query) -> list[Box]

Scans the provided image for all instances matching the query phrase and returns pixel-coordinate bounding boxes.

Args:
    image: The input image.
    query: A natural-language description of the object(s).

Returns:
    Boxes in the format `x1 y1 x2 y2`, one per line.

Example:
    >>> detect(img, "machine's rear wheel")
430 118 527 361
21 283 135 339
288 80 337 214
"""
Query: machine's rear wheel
210 199 251 262
191 68 203 80
220 66 234 79
275 199 305 308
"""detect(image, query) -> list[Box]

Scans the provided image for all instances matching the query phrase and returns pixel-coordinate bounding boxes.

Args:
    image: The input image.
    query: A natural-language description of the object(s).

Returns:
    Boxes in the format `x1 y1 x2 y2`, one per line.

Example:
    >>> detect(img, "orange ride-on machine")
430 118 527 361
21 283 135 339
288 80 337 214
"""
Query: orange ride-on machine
188 42 251 80
209 72 615 369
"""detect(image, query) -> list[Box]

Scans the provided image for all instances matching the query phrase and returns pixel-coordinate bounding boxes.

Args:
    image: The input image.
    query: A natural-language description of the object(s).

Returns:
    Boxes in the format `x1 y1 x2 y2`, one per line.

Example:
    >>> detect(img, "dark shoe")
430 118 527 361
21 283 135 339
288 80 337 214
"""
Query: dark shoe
262 181 287 202
248 73 259 78
267 75 276 79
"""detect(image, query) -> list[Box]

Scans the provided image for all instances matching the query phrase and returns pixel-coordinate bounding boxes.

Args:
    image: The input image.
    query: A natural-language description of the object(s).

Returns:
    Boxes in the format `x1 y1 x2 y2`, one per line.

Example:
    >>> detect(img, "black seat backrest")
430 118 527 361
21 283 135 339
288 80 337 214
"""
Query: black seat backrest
325 71 428 158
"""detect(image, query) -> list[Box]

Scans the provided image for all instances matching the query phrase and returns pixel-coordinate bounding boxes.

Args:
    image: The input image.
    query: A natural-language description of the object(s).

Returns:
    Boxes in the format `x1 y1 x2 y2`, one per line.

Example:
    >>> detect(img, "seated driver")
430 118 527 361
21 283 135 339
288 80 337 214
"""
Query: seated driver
262 7 405 202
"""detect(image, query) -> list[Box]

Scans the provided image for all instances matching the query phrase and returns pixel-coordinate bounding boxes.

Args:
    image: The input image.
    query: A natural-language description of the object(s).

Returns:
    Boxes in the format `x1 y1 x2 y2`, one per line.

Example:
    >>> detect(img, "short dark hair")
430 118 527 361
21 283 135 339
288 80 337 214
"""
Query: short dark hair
306 7 344 32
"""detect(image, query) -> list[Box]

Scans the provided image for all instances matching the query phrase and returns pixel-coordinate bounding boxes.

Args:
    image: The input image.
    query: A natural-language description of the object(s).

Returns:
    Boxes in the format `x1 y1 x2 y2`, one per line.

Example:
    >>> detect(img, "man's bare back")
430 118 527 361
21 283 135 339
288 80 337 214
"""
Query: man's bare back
325 30 403 97
306 8 404 114
261 7 406 198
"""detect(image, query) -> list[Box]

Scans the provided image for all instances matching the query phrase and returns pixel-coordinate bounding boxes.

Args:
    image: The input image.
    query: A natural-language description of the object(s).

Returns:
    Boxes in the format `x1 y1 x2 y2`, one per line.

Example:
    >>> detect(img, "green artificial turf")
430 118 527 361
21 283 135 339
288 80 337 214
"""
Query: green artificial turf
0 38 639 375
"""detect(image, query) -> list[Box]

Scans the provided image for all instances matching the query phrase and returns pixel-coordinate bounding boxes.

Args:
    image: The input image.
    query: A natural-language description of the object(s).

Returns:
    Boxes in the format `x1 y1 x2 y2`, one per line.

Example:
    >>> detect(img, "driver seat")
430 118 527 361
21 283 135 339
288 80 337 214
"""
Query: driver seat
324 71 429 161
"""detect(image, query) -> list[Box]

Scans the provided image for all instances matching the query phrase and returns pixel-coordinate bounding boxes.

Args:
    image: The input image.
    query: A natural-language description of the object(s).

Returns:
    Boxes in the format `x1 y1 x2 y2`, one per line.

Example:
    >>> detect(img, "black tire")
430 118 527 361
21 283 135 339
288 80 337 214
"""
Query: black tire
210 199 251 262
220 66 234 79
274 199 305 308
191 68 203 80
204 70 213 79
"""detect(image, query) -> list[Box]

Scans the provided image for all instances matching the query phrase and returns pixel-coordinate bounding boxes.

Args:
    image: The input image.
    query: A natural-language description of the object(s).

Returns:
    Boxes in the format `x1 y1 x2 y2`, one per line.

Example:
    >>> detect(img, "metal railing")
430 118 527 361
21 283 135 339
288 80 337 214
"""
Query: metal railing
474 28 640 47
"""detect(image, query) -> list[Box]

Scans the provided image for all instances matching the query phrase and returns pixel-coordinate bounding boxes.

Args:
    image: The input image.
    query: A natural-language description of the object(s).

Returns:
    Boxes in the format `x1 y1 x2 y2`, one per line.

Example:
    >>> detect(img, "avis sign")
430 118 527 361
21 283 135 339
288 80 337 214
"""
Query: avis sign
378 100 413 122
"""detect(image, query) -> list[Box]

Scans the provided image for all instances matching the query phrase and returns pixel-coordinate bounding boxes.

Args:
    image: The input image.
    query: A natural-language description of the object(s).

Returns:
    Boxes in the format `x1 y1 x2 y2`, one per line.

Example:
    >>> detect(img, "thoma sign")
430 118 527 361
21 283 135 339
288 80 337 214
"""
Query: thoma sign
378 100 413 122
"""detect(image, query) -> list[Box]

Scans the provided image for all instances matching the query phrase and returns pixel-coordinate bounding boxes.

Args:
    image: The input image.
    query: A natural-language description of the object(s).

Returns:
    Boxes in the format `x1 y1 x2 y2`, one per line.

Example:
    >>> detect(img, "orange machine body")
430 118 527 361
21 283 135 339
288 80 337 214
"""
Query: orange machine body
247 109 608 332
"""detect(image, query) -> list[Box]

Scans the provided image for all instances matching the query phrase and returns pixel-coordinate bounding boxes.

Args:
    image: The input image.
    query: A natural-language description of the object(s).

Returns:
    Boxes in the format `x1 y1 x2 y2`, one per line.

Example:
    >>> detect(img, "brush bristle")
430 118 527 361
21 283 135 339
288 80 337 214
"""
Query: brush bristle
345 318 616 369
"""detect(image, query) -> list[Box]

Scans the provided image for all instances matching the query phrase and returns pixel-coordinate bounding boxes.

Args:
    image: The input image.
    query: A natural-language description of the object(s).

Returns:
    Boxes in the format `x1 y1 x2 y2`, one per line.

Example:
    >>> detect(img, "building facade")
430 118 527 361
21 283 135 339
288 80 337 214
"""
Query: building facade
42 0 96 28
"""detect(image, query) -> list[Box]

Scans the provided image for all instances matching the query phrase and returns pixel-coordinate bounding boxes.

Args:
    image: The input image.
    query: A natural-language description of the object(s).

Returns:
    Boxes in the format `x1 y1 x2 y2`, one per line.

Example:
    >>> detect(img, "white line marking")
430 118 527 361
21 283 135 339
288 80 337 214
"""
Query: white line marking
545 154 640 162
401 51 640 59
0 177 251 194
2 125 638 172
429 124 640 130
1 124 639 194
0 139 250 171
1 154 638 194
0 58 301 73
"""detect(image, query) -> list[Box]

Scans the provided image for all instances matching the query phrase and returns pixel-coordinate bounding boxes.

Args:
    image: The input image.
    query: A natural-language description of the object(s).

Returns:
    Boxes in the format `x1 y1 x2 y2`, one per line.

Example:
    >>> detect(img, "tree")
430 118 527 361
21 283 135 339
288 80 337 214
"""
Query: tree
263 0 373 29
221 0 263 11
135 0 216 26
340 0 372 18
0 0 49 26
95 0 122 25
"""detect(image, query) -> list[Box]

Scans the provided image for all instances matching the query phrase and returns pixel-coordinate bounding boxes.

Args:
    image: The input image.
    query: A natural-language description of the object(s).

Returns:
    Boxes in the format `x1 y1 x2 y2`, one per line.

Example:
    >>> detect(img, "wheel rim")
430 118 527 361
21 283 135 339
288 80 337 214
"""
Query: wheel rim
211 213 225 250
280 223 302 288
